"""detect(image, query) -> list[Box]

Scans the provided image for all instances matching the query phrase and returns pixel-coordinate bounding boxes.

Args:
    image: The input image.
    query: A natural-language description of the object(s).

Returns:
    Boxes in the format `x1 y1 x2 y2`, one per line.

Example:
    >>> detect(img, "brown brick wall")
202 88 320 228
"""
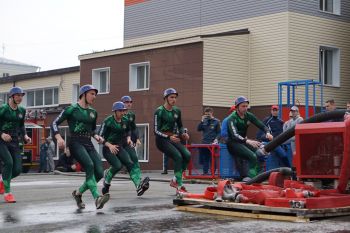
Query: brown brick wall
80 42 204 170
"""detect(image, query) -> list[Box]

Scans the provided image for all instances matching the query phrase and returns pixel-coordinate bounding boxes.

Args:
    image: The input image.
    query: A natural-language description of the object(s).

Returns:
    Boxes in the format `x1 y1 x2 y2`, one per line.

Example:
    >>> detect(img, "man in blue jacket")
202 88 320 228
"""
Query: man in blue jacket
197 107 220 175
256 105 290 170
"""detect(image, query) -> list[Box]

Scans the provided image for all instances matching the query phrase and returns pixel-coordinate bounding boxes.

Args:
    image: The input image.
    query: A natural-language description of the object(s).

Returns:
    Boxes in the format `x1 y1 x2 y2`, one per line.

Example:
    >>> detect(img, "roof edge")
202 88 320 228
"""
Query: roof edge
79 28 249 60
0 66 80 84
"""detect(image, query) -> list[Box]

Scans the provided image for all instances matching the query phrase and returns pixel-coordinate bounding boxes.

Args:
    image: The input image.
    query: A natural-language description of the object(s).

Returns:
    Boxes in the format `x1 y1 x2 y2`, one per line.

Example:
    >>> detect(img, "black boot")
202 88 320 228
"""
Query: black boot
72 190 85 209
136 177 150 196
102 182 111 195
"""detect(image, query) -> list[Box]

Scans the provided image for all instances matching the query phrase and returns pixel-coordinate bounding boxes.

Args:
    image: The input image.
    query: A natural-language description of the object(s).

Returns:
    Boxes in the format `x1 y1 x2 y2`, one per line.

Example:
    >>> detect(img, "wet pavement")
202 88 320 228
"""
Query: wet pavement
1 174 350 233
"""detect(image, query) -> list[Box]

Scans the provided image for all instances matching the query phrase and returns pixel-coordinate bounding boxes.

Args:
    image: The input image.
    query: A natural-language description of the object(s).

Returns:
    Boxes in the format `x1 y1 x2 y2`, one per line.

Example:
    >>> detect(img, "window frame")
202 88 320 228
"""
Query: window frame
24 87 59 108
135 123 149 162
319 46 340 87
319 0 341 15
0 92 8 105
72 83 80 103
129 61 150 92
92 67 110 95
91 124 106 161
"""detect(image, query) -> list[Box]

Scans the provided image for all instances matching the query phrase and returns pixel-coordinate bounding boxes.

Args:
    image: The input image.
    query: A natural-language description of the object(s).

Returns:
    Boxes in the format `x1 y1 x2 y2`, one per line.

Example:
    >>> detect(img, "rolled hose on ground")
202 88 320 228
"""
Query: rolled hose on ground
263 110 347 153
245 167 292 185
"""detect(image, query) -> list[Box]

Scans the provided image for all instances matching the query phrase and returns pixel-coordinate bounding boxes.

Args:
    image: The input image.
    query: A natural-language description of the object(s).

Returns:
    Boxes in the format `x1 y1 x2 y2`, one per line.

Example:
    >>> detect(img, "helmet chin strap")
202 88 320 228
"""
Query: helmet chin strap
11 96 19 106
236 105 244 116
165 96 173 107
84 93 89 106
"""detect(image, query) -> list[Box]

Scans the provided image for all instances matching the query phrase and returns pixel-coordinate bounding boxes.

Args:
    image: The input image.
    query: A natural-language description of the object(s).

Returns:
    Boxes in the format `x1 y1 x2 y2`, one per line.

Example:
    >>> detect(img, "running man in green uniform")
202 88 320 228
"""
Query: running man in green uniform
154 88 191 193
227 96 273 179
99 101 150 196
51 84 109 209
121 96 141 146
121 96 150 193
0 87 31 203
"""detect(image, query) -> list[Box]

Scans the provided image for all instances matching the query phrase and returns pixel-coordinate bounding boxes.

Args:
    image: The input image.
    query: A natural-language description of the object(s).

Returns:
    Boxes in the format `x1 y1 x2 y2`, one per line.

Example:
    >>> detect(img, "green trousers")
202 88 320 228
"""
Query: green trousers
227 141 258 178
69 140 103 199
0 140 23 193
103 145 141 188
155 136 191 186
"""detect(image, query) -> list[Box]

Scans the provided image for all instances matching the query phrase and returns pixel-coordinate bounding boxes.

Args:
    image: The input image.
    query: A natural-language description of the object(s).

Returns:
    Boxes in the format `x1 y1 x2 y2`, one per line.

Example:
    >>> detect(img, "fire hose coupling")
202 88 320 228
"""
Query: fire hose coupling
176 192 184 200
289 200 305 209
215 184 239 202
302 190 314 198
255 147 268 158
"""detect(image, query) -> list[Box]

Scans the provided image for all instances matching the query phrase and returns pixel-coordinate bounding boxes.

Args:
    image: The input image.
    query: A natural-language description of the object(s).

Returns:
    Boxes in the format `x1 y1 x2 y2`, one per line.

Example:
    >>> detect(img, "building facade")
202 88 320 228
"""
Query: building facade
0 57 39 78
124 0 350 108
78 0 350 170
0 66 80 163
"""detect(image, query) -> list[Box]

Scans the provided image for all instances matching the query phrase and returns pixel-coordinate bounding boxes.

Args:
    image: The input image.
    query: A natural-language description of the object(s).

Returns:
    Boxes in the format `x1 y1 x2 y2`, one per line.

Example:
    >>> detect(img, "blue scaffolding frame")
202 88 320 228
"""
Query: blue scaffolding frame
278 80 323 119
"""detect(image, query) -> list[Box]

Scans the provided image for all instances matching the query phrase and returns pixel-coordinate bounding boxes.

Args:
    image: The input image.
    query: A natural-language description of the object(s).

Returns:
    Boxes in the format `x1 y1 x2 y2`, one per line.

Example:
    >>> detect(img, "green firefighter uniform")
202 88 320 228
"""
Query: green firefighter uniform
123 111 141 169
0 103 26 193
227 111 270 178
99 115 142 187
123 111 139 143
154 105 191 187
51 103 103 199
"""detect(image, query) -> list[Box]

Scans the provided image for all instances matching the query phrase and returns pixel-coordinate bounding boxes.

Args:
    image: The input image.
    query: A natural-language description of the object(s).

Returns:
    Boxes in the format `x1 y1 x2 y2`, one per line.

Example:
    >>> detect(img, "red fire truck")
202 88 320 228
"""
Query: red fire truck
23 109 47 173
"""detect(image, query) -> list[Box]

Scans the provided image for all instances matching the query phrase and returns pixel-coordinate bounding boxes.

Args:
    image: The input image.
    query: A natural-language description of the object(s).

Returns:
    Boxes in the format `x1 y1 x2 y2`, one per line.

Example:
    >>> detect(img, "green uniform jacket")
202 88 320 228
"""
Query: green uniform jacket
227 111 270 143
123 111 139 140
51 103 98 136
0 103 26 140
154 105 184 139
99 115 131 145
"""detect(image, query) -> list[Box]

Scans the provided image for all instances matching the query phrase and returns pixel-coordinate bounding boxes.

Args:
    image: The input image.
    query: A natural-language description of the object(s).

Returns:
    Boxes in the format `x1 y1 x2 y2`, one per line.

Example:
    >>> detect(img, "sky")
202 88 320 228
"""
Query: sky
0 0 124 71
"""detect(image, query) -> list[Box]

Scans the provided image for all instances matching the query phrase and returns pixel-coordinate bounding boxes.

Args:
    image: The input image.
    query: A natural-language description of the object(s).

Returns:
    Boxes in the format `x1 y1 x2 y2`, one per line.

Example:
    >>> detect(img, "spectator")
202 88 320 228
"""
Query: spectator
325 99 337 112
325 99 343 122
283 106 303 157
38 137 48 173
197 107 221 175
56 147 77 172
226 96 273 179
347 102 350 111
257 105 290 170
46 136 56 173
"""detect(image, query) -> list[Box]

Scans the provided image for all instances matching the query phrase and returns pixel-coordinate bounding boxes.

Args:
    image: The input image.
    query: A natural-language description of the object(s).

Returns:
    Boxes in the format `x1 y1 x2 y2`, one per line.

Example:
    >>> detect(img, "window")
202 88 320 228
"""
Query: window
135 124 149 162
2 73 9 77
25 87 59 107
320 0 341 15
91 125 105 161
129 62 150 91
72 84 80 103
92 68 110 94
319 46 340 87
0 92 8 105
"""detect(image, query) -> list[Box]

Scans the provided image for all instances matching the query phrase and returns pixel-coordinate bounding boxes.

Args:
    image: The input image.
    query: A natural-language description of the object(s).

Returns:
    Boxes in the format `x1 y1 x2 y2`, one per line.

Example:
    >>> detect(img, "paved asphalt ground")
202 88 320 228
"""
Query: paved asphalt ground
0 173 350 233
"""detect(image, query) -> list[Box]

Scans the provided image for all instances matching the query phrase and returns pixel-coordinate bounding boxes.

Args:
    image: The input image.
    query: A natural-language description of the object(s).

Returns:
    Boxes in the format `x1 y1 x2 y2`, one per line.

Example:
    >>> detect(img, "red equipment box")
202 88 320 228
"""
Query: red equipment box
184 144 220 179
294 122 345 179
